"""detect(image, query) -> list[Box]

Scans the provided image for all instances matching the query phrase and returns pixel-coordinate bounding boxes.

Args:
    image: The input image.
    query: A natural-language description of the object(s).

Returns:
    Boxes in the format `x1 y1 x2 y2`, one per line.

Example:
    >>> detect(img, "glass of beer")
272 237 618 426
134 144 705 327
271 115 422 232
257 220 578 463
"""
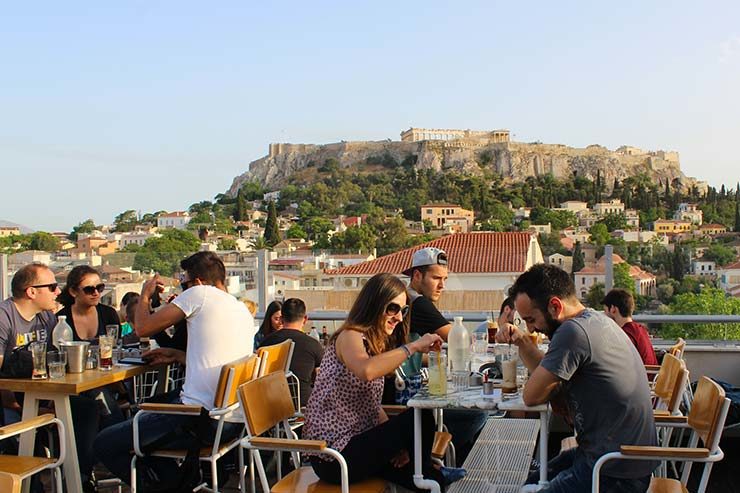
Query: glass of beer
428 350 447 396
99 336 114 370
30 342 47 379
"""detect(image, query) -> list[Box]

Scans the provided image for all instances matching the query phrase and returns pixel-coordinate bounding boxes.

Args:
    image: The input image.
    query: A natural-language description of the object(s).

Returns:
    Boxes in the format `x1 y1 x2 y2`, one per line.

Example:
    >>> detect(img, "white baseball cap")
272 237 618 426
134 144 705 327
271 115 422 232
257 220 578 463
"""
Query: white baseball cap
402 247 448 277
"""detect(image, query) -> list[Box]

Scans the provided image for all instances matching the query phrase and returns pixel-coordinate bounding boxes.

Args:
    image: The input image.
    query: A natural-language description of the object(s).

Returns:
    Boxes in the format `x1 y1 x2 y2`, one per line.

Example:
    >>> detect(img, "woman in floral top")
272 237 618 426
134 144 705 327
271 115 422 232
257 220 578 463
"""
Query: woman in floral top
304 273 460 491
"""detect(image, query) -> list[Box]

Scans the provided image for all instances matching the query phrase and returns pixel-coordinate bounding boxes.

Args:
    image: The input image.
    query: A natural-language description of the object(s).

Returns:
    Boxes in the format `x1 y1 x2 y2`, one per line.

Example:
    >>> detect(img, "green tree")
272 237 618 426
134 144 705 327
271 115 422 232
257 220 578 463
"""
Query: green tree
218 238 237 250
598 212 628 232
69 219 96 241
331 225 376 252
735 202 740 233
26 232 60 252
375 216 410 255
263 201 281 247
285 223 307 240
661 288 740 340
572 241 585 275
671 243 688 282
588 223 610 246
303 217 334 241
585 283 605 309
613 262 635 296
233 190 250 222
132 229 200 276
529 207 578 230
240 181 265 201
702 243 736 266
113 210 139 232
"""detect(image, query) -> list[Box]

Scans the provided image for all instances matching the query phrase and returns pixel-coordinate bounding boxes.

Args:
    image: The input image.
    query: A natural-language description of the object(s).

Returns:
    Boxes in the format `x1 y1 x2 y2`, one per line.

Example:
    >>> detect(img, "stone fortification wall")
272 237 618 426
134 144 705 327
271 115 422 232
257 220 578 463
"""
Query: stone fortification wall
228 138 700 197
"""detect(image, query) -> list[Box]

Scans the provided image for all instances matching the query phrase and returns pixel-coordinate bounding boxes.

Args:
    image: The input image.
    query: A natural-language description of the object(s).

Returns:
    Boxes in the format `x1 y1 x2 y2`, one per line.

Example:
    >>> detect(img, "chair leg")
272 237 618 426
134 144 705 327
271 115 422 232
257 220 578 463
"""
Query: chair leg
238 447 245 493
211 459 219 493
54 466 63 493
252 449 270 493
130 455 137 493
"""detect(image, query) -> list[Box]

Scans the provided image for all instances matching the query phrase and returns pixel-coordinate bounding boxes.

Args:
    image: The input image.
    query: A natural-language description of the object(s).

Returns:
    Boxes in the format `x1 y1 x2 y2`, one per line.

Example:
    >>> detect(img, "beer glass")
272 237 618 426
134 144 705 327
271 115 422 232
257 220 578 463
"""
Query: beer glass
99 336 114 370
30 342 47 379
428 350 447 396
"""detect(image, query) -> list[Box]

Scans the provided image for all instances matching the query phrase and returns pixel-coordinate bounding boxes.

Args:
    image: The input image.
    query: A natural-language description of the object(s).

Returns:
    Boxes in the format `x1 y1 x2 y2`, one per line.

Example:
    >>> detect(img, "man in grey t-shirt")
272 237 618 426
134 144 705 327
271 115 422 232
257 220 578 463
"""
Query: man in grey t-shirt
497 264 657 493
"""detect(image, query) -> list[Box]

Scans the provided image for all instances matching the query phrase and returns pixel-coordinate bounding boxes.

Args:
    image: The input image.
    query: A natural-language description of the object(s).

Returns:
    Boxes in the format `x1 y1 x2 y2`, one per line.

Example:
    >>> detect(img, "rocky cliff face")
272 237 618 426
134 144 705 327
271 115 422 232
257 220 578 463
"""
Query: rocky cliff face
227 139 702 196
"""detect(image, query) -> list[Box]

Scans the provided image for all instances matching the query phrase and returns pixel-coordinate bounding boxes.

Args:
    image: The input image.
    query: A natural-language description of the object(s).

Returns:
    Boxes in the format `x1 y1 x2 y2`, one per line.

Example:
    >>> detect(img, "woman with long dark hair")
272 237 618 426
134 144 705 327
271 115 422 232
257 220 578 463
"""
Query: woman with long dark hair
57 265 120 341
253 300 282 350
303 273 463 491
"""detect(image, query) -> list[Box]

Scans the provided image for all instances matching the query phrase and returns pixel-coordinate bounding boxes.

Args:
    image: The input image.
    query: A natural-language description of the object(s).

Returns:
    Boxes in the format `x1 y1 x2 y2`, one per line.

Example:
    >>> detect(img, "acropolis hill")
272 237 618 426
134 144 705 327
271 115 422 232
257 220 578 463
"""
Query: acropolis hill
227 127 704 196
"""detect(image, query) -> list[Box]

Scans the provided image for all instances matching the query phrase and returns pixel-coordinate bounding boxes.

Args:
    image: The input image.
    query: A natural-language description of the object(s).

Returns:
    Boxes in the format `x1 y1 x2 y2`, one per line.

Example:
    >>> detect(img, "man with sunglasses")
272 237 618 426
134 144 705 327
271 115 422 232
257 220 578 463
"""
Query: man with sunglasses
403 247 487 465
0 263 101 491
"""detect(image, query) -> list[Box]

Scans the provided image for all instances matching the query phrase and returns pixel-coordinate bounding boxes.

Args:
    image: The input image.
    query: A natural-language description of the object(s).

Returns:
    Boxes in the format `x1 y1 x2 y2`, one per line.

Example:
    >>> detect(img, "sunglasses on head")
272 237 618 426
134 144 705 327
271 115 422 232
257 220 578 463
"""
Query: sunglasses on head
30 283 58 292
80 284 105 295
385 302 409 318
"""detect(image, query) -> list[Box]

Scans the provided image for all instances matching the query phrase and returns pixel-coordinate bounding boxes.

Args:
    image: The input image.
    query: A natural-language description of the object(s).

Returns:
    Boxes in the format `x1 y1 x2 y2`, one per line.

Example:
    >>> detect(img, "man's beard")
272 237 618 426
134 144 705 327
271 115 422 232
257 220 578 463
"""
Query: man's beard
540 310 561 338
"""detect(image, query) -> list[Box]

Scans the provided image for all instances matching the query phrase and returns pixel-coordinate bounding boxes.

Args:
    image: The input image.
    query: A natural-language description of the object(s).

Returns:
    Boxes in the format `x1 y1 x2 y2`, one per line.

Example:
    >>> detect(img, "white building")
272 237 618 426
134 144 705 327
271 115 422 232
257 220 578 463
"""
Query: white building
674 203 703 226
573 254 656 299
325 232 543 311
718 261 740 293
118 231 159 248
593 199 625 216
157 212 191 230
691 260 716 277
548 253 573 273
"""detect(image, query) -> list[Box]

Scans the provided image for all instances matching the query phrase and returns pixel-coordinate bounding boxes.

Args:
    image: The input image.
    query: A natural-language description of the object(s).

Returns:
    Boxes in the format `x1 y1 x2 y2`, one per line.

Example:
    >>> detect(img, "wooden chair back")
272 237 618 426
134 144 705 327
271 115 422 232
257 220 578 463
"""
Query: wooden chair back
669 338 686 359
238 371 296 437
0 472 21 493
688 377 726 450
214 354 260 408
654 354 689 412
257 339 295 376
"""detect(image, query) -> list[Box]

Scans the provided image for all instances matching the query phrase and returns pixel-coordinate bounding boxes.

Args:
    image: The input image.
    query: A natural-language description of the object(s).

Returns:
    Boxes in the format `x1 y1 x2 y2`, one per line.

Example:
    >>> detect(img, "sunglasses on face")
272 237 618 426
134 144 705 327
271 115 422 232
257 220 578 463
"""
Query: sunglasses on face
80 284 105 295
30 283 58 292
385 302 410 318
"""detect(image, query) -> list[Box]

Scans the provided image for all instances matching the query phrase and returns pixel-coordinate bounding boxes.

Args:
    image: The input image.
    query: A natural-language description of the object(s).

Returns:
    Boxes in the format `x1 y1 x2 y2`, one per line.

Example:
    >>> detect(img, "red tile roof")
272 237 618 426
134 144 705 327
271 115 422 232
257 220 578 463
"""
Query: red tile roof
325 232 534 276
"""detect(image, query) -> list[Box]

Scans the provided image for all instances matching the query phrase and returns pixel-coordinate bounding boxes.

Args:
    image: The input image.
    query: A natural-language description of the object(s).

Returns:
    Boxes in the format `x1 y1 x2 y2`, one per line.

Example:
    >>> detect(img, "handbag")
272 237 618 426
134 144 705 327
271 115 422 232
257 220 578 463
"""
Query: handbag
0 344 34 378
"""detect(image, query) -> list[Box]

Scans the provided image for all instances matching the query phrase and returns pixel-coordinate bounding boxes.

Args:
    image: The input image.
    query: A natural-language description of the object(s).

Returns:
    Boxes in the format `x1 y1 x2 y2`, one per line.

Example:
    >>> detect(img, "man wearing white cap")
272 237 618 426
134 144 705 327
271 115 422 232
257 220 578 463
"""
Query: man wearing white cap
403 247 487 465
403 247 451 339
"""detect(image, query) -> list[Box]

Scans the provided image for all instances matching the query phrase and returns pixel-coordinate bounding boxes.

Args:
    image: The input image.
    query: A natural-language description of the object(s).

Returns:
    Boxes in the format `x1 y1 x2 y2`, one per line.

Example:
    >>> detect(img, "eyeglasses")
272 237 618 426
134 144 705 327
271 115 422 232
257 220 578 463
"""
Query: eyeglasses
80 284 105 295
385 302 410 318
30 283 58 292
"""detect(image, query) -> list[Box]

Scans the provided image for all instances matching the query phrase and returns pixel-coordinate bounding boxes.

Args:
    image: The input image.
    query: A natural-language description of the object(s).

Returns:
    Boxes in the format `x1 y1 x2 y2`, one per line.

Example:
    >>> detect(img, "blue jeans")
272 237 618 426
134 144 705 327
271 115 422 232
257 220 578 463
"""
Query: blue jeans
526 448 651 493
93 394 243 485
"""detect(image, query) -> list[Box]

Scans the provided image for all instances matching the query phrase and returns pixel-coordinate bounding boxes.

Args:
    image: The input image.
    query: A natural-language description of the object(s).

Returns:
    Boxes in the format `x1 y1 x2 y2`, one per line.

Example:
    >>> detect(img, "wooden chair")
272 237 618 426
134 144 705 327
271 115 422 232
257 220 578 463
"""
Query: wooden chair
592 376 731 493
653 354 689 416
257 339 300 409
0 472 21 493
238 371 389 493
130 354 261 493
0 414 65 493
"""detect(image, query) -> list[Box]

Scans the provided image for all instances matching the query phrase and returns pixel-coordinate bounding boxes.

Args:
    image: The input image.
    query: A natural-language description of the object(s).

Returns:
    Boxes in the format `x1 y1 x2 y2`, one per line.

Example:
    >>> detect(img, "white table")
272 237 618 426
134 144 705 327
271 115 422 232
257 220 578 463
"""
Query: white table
408 386 550 493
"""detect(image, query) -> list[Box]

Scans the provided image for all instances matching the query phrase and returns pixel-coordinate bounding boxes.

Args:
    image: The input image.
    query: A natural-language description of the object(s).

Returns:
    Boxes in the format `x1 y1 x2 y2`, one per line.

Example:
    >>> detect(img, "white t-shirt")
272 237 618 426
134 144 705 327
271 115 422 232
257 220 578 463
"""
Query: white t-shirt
172 285 255 415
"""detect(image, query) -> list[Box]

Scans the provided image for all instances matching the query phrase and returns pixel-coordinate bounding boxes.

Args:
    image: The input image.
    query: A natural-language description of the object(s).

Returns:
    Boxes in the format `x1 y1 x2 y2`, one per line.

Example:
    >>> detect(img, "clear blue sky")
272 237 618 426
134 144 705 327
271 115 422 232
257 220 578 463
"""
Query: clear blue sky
2 1 739 232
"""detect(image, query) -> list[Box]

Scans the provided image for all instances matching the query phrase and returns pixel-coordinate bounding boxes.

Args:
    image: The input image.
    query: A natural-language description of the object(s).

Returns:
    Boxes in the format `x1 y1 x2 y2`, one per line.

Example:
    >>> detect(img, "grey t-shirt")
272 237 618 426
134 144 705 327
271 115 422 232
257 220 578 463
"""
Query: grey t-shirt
540 309 658 478
0 298 57 364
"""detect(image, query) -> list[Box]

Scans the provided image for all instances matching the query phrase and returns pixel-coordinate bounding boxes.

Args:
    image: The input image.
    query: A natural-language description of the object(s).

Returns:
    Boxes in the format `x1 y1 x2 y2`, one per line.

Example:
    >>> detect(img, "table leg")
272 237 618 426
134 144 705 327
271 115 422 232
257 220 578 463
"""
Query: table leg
53 394 83 493
412 408 441 493
18 393 40 493
538 409 549 486
520 408 550 493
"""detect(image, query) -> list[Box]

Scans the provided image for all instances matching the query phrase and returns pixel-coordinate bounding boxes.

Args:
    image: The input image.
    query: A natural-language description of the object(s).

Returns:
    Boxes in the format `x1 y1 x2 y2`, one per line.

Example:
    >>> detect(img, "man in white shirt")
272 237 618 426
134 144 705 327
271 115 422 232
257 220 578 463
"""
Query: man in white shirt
94 252 255 486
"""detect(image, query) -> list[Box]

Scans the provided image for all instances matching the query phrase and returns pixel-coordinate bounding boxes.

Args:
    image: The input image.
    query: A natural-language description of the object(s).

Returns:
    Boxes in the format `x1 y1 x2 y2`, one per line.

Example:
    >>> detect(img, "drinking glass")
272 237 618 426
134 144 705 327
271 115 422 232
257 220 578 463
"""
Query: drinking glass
105 324 119 340
48 351 67 379
428 351 447 396
30 342 47 379
502 352 518 395
487 318 498 343
473 330 489 355
99 336 114 370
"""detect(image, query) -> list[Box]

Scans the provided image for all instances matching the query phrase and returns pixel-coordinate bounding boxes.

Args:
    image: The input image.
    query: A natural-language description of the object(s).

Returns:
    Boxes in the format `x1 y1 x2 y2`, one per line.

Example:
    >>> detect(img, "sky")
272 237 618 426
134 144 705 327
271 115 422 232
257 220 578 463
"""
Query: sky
1 1 739 232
